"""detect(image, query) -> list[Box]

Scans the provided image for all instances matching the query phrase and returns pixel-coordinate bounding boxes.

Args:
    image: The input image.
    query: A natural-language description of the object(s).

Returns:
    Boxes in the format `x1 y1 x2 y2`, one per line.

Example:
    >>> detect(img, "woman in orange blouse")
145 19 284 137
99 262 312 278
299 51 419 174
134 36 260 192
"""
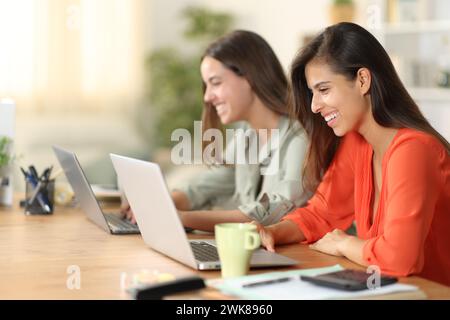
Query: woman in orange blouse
256 23 450 286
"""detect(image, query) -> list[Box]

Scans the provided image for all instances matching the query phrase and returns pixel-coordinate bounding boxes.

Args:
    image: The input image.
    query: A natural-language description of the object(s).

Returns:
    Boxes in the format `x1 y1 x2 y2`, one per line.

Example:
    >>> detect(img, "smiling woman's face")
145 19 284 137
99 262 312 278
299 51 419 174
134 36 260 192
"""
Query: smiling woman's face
305 59 371 137
200 56 255 125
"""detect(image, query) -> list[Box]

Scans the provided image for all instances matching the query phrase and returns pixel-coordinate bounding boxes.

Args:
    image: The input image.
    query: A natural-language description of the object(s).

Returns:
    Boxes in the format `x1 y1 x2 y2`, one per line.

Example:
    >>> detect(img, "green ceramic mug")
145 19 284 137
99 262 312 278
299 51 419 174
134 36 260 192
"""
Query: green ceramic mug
215 223 261 278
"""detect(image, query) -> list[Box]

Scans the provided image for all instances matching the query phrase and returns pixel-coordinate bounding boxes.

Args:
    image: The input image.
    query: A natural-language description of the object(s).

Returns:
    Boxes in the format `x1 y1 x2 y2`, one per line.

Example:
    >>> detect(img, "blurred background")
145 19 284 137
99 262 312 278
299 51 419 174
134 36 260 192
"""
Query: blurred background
0 0 449 194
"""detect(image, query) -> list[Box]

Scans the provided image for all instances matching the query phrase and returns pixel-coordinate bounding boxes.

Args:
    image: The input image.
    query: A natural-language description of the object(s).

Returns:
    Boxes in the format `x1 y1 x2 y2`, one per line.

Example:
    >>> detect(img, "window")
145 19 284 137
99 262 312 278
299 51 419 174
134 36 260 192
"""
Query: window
0 0 145 111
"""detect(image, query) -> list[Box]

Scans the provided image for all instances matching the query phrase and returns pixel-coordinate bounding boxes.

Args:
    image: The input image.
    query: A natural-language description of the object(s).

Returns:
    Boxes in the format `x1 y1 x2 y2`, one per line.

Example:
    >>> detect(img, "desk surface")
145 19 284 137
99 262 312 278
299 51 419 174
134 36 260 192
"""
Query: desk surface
1 199 449 300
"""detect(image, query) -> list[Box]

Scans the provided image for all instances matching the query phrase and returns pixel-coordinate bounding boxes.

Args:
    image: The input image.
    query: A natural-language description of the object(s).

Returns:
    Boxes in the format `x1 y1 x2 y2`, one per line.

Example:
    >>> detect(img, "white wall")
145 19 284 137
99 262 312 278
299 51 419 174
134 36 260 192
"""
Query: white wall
148 0 381 69
13 109 149 191
149 0 335 70
195 0 332 70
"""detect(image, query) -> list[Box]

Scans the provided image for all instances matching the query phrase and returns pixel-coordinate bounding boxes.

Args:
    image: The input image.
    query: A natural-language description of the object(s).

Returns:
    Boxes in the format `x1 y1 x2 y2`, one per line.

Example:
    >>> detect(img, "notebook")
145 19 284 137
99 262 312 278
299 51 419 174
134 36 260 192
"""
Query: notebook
207 264 426 300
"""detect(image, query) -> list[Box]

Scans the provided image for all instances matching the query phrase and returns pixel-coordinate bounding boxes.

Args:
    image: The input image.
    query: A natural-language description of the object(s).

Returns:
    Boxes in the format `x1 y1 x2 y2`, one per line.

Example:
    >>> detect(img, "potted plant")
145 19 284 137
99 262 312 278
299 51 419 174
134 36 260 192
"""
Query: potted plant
329 0 355 24
0 136 14 206
135 6 234 153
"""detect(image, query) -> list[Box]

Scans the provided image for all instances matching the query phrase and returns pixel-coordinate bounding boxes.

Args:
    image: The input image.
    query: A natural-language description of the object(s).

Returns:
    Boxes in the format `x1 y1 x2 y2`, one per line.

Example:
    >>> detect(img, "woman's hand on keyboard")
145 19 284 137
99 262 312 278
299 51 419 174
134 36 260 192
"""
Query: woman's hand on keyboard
120 204 137 225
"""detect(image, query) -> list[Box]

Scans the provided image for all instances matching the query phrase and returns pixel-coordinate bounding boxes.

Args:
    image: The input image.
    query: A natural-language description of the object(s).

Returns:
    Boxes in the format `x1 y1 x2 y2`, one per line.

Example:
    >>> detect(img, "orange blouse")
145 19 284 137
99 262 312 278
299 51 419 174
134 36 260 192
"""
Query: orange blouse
283 128 450 286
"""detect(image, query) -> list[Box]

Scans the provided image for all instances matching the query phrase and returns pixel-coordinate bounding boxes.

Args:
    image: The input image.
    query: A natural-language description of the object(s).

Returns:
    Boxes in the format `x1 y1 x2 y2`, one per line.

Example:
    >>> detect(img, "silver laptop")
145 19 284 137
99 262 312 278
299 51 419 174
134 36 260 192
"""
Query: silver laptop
52 146 140 235
110 153 298 270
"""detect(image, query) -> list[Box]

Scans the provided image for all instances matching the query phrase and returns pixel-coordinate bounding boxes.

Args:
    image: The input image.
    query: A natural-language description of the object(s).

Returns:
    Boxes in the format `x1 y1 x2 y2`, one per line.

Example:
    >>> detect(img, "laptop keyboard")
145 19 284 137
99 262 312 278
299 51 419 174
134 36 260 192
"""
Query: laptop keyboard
105 213 139 231
190 241 220 262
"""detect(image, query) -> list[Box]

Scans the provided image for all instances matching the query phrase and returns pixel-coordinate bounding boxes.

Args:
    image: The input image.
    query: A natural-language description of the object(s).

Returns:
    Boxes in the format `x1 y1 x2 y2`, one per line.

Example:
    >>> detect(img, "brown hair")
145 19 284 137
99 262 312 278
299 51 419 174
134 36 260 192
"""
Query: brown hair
201 30 289 144
290 22 450 193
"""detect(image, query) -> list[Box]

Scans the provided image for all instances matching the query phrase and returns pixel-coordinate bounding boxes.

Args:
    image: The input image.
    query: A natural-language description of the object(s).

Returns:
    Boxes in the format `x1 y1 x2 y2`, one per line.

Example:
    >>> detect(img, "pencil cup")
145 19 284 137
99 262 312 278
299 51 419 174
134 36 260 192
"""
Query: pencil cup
24 179 55 215
215 223 261 278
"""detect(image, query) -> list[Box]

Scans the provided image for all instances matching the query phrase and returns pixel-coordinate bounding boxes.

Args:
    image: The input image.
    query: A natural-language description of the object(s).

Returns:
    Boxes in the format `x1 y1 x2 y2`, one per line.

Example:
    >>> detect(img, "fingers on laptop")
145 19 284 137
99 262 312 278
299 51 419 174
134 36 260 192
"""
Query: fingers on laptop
121 206 137 224
127 209 137 224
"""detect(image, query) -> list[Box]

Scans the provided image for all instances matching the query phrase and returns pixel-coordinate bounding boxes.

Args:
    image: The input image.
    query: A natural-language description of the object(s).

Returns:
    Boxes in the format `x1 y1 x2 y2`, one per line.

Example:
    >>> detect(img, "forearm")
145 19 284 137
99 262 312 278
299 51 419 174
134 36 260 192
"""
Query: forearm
267 220 306 245
338 236 369 267
180 209 251 232
171 191 192 211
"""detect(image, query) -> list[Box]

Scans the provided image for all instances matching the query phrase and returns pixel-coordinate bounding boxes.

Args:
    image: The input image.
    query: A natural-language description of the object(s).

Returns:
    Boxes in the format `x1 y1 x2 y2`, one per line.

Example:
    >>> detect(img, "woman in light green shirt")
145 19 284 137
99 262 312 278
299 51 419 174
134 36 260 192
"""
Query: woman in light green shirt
123 30 309 231
175 115 309 229
173 30 310 232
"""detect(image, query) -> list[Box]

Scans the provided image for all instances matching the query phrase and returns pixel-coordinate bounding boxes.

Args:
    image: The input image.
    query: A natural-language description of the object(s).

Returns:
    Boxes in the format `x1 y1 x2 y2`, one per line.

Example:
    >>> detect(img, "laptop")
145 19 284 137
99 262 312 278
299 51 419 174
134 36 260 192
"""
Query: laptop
52 146 140 235
110 153 298 270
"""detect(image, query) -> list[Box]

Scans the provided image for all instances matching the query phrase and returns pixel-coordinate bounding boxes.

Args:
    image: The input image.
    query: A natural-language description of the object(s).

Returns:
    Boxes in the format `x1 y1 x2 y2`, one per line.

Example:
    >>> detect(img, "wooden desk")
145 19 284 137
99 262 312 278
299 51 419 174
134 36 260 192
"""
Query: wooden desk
1 200 449 300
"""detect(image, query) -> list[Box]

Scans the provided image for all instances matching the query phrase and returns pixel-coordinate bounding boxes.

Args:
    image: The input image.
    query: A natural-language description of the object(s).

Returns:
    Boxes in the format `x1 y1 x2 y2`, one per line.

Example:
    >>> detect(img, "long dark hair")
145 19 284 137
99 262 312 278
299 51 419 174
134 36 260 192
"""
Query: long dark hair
201 30 289 143
290 22 450 193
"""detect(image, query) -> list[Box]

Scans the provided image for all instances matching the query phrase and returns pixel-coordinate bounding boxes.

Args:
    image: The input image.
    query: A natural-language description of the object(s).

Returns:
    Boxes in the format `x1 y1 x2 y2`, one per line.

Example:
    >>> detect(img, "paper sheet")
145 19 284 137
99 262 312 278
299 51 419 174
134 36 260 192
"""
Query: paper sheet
208 264 420 300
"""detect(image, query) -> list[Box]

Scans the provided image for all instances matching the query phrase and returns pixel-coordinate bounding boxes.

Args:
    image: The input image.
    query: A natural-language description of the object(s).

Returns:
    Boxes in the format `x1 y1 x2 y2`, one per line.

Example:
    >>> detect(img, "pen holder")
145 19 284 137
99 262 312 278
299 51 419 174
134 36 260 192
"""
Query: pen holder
24 179 55 215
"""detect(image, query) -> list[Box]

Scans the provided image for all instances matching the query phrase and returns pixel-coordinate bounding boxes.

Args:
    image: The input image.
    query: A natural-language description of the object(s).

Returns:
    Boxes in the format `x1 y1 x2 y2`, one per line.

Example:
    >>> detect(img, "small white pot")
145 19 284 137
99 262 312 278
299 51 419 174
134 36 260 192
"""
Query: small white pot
0 165 13 207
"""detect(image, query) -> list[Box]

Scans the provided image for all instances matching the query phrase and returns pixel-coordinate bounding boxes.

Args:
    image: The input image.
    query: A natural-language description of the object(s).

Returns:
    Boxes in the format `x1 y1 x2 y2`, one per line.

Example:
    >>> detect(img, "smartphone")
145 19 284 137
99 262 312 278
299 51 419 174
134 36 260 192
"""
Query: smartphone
301 269 398 291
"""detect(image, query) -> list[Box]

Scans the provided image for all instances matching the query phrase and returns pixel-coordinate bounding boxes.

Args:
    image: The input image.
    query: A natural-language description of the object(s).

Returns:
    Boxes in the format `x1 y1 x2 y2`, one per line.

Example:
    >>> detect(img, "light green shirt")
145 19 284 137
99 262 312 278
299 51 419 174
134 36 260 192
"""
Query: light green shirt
174 116 310 226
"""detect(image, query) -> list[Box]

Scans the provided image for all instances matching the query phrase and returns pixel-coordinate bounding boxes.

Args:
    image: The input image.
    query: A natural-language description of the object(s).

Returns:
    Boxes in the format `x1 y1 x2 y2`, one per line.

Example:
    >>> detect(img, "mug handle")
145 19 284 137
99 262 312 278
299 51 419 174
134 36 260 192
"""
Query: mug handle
244 231 261 251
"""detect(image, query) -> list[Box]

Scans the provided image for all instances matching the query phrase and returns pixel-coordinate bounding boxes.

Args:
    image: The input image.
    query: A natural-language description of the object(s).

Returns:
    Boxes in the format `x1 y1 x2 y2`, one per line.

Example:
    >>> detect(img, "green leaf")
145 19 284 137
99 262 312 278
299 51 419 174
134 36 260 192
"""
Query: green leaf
0 136 13 168
333 0 353 6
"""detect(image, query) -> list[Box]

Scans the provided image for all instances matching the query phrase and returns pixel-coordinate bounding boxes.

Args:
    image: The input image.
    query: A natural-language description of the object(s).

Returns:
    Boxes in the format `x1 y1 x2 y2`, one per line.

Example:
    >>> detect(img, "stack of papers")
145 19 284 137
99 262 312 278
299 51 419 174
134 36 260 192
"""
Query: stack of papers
207 265 424 300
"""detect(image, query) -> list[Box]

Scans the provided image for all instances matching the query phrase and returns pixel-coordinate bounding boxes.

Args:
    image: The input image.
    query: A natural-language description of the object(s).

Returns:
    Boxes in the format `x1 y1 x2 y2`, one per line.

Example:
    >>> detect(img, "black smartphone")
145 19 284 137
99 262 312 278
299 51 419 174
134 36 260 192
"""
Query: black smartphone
301 269 398 291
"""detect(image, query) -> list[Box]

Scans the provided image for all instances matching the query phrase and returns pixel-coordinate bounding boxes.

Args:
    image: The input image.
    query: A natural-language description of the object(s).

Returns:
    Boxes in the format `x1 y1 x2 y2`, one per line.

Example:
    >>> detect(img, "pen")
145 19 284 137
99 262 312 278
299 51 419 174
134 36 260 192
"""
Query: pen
29 165 39 181
40 166 53 182
22 168 51 213
242 276 295 288
27 180 45 207
20 167 28 178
